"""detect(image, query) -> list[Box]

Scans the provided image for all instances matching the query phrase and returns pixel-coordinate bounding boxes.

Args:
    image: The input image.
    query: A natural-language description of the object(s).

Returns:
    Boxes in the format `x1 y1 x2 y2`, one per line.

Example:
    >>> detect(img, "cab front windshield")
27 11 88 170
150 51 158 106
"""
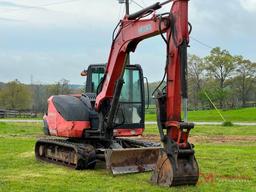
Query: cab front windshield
90 67 143 125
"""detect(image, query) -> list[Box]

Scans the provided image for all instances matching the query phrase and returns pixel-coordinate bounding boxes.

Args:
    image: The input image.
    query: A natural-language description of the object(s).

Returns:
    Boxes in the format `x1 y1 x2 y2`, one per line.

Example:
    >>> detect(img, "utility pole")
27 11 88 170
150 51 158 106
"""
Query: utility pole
118 0 129 14
118 0 132 104
118 0 130 65
125 0 129 15
125 0 130 65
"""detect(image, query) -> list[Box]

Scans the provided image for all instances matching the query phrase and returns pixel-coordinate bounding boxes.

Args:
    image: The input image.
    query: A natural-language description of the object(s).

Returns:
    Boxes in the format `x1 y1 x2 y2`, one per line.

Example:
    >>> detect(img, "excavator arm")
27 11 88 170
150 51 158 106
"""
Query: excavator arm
95 0 188 135
95 3 170 111
96 0 193 142
95 0 199 186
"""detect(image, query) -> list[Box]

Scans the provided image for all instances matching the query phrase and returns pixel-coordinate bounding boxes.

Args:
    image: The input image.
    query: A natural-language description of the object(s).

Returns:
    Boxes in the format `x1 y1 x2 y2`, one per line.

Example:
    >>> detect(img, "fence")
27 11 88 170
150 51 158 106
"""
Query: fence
0 109 37 118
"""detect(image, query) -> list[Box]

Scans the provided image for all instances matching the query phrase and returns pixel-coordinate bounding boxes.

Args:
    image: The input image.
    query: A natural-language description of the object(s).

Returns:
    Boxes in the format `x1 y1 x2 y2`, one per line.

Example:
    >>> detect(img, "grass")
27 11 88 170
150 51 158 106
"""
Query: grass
145 107 256 122
0 122 256 191
0 122 42 136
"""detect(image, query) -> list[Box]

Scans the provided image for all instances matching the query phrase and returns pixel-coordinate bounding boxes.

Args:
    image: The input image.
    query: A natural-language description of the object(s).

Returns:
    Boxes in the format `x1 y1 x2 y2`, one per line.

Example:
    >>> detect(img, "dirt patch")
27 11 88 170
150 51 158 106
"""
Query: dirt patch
140 134 256 144
199 173 215 184
190 135 256 144
139 134 160 142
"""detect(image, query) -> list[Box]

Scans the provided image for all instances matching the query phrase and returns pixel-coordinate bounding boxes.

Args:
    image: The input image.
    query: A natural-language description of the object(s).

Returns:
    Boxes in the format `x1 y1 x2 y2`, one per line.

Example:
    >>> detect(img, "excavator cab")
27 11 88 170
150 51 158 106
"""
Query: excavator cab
84 64 145 137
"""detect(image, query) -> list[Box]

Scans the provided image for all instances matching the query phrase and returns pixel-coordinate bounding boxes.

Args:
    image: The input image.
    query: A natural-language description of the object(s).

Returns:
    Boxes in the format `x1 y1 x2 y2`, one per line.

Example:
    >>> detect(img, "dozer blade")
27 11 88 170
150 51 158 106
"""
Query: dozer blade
105 147 161 175
151 149 199 186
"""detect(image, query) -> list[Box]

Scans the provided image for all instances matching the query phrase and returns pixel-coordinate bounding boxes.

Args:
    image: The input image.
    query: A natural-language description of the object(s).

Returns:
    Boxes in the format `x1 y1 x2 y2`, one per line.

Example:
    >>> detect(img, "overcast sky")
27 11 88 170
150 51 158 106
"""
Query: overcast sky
0 0 256 84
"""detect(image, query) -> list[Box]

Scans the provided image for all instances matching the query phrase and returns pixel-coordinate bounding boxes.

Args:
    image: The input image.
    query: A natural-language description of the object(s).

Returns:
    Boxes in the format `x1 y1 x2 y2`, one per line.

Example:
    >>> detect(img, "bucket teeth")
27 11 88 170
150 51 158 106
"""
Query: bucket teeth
105 147 161 175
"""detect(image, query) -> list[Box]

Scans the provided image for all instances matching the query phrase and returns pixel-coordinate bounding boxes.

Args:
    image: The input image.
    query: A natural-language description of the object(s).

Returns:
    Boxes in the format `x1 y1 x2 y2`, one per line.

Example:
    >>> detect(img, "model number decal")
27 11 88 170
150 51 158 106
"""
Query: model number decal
138 24 152 34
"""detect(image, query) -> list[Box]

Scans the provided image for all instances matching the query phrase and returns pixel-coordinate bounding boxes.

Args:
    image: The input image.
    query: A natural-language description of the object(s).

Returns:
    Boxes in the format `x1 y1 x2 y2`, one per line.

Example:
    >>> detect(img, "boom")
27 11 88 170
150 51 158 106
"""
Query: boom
95 0 189 135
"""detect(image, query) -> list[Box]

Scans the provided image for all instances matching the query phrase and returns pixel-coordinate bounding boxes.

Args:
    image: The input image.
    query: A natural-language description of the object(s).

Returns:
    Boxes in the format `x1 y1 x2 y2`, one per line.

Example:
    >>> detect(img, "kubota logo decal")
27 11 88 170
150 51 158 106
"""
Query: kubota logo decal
138 24 152 34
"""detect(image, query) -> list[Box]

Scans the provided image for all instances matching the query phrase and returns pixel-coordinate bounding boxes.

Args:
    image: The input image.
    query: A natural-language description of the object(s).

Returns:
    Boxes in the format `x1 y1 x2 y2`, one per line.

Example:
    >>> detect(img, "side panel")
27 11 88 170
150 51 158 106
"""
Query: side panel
46 96 91 138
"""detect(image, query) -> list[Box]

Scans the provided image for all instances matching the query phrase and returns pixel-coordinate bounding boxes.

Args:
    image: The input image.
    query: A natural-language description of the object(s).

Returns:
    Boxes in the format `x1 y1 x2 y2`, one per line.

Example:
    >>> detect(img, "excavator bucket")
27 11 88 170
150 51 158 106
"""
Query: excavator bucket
105 147 161 175
151 149 199 186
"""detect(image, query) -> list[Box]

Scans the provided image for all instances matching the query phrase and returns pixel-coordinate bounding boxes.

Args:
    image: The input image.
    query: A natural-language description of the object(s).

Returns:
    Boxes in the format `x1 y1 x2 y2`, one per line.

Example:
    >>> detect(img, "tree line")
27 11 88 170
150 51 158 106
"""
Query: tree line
0 79 78 113
187 47 256 109
0 47 255 113
146 47 256 110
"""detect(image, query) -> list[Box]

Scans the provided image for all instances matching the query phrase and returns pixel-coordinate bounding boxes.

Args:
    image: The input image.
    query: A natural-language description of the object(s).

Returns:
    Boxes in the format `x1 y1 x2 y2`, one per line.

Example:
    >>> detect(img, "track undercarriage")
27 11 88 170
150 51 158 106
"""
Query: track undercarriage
35 137 161 174
35 139 97 170
35 136 199 186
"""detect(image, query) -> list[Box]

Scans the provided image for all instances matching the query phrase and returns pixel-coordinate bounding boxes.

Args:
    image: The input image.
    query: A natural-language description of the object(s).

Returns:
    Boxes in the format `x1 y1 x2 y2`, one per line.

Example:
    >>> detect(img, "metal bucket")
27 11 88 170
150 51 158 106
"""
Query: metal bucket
151 149 199 186
105 147 161 175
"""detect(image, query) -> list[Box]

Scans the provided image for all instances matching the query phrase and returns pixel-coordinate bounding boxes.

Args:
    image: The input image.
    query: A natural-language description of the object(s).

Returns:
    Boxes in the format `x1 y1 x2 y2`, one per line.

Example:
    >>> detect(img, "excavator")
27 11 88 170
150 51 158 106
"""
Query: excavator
35 0 199 187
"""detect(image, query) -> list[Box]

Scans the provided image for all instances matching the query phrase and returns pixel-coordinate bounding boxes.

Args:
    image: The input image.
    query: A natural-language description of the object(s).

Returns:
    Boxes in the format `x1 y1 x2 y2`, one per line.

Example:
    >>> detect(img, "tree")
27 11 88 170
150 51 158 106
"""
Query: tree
233 56 256 107
187 54 205 109
31 84 48 113
204 47 236 108
0 80 32 110
46 79 71 97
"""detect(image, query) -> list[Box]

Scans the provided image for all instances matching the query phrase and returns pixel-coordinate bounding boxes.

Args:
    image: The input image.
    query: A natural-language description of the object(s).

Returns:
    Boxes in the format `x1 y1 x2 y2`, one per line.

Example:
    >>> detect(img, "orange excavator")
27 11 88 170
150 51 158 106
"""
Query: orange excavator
35 0 199 186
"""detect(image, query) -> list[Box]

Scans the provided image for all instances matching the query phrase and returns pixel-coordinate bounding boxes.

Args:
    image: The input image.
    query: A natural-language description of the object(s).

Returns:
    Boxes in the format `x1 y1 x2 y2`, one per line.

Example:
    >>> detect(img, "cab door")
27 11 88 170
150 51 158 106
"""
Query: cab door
114 65 145 136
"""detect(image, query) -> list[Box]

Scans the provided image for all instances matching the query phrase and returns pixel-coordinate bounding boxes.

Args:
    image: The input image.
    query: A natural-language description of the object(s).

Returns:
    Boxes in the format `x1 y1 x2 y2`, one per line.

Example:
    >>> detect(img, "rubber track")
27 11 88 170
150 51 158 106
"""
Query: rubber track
35 138 96 169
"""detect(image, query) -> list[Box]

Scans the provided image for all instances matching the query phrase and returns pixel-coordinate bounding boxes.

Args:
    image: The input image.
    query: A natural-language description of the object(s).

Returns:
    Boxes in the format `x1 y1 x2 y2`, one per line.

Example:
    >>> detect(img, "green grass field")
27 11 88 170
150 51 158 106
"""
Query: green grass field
0 122 256 191
145 107 256 122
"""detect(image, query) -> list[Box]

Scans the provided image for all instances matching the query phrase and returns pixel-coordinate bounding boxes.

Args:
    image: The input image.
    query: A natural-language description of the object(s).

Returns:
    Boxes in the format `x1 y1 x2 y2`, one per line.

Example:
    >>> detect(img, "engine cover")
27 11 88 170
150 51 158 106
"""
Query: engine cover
44 95 91 138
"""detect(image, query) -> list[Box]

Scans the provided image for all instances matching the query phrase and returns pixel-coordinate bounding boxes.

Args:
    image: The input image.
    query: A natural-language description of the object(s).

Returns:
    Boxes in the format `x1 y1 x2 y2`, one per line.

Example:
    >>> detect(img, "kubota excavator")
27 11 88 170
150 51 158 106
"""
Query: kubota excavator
35 0 199 187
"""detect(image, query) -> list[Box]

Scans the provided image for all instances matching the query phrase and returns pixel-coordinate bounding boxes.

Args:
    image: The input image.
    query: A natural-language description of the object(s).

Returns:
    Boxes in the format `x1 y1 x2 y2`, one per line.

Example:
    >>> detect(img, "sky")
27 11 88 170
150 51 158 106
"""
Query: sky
0 0 256 84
